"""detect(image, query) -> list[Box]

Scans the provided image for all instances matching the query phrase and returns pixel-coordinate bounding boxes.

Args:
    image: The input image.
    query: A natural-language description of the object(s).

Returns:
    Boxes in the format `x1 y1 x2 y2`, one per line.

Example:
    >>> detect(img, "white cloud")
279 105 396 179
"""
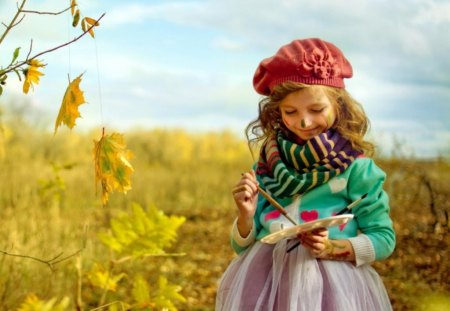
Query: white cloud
1 0 448 158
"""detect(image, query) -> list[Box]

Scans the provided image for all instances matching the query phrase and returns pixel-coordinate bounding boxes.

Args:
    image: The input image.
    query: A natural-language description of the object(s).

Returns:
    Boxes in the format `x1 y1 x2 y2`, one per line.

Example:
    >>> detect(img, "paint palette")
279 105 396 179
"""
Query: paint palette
260 214 354 244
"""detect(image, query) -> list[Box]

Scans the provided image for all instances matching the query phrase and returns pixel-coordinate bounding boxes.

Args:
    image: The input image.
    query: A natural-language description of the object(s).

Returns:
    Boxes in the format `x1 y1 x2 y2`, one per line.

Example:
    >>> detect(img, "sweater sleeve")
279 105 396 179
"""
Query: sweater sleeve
230 164 267 255
230 218 257 254
347 158 396 261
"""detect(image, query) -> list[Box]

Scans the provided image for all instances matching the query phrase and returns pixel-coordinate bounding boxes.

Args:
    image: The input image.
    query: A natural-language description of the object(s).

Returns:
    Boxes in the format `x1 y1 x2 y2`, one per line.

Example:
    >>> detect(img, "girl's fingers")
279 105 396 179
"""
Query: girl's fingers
300 234 329 252
232 184 247 195
312 228 328 236
241 171 258 185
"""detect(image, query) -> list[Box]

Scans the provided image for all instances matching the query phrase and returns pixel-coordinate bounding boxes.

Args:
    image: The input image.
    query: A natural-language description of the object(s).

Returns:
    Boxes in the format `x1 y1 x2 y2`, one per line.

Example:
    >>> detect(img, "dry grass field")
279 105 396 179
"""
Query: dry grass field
0 117 449 310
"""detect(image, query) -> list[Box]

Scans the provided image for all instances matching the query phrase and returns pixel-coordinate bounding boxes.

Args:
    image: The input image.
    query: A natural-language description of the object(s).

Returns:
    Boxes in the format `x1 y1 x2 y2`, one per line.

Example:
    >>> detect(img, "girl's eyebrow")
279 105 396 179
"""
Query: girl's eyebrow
281 102 327 109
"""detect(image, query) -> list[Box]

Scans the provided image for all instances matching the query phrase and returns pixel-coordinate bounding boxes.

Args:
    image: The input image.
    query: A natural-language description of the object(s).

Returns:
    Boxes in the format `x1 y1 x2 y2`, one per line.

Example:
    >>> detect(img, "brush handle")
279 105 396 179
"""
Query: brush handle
257 186 297 226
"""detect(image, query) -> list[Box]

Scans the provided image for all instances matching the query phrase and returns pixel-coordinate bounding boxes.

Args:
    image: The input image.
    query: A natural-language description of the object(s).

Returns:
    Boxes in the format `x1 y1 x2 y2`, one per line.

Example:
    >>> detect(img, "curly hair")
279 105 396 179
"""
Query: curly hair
245 82 375 157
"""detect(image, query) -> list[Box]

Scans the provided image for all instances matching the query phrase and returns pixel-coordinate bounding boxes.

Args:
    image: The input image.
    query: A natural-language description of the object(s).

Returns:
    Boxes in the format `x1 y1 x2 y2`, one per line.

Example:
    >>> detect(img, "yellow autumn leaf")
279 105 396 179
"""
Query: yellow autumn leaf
70 0 77 16
81 17 97 38
84 16 100 26
54 73 86 134
93 131 134 205
22 59 45 94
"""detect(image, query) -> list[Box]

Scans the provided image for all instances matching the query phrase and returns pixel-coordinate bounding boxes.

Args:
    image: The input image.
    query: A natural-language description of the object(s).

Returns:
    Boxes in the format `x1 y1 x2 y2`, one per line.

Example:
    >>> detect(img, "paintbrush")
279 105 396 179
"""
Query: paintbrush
335 193 368 215
257 185 297 226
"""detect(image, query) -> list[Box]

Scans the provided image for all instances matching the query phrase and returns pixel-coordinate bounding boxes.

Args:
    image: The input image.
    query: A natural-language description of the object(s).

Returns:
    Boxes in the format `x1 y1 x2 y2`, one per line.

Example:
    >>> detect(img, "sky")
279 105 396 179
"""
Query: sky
0 0 449 158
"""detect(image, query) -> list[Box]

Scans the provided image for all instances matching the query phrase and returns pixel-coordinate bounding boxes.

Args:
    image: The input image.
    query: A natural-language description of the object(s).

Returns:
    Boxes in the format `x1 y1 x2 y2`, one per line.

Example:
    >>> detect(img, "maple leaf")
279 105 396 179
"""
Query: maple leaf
22 59 45 94
54 73 86 134
93 131 134 204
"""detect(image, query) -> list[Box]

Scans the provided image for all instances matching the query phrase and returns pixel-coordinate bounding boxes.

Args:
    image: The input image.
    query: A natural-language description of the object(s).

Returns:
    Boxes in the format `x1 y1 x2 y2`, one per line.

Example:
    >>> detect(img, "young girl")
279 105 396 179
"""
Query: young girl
216 38 396 310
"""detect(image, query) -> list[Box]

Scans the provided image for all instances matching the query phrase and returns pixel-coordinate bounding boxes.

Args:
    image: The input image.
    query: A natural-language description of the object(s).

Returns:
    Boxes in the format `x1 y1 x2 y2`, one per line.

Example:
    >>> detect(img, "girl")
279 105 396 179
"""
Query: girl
216 38 396 310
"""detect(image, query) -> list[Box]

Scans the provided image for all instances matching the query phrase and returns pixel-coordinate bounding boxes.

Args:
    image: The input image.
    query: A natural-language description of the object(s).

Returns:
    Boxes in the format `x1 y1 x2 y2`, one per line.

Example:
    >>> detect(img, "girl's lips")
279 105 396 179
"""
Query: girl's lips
297 127 320 135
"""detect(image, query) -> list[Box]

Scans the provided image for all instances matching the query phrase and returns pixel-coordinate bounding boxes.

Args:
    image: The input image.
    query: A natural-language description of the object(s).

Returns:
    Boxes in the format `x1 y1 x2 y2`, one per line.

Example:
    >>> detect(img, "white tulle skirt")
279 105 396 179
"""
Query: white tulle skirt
216 240 392 311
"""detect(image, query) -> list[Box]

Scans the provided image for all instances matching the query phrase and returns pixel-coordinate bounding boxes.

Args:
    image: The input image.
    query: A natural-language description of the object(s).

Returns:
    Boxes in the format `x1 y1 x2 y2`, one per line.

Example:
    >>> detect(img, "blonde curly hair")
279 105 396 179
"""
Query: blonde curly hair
245 82 375 157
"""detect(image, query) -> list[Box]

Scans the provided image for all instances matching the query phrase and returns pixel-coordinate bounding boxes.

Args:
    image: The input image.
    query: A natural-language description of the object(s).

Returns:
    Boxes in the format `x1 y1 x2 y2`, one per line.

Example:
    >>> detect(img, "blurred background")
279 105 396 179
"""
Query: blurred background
0 0 449 310
1 0 449 157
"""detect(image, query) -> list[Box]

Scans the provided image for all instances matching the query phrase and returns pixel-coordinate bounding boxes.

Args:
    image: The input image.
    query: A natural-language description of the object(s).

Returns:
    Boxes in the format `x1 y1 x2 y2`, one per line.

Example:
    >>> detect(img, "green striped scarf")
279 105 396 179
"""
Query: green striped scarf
256 130 361 198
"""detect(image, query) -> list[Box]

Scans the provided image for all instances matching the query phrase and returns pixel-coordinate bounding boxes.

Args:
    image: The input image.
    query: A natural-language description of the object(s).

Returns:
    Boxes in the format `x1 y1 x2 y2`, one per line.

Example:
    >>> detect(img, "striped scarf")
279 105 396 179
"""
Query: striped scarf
256 130 361 198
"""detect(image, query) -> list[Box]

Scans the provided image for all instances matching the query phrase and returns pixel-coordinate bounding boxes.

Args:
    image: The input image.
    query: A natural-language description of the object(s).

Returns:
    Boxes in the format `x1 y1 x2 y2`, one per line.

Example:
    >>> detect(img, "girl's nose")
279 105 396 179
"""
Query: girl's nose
300 118 312 128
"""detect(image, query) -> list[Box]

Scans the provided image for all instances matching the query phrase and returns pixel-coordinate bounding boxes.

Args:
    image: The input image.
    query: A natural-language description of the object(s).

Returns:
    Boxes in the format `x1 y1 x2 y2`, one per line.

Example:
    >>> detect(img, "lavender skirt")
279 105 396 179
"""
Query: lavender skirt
216 240 392 311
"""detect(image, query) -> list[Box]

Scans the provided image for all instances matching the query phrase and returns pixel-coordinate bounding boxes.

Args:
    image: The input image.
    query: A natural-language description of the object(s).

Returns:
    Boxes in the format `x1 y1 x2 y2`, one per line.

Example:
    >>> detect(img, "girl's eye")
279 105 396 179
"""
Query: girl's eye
311 108 326 113
284 110 296 115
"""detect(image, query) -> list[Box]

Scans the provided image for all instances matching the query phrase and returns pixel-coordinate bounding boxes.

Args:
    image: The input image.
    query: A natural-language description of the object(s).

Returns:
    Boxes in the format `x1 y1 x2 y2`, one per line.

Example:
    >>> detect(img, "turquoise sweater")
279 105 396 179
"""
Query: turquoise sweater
231 158 396 261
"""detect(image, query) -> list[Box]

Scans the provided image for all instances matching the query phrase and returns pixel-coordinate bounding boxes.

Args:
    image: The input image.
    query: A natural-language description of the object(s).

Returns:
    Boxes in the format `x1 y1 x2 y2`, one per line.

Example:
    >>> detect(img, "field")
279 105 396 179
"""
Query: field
0 117 449 310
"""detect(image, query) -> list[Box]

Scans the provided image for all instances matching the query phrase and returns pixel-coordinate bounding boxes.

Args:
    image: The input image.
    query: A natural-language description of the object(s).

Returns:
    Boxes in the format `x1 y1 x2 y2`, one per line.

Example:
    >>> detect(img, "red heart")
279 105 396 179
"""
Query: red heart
332 212 347 231
264 209 281 222
300 210 319 222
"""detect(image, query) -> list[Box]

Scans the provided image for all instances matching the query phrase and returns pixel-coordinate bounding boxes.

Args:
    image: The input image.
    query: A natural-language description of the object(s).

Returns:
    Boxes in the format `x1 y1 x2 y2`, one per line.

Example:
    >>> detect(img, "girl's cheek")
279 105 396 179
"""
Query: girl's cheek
282 115 292 128
325 109 335 128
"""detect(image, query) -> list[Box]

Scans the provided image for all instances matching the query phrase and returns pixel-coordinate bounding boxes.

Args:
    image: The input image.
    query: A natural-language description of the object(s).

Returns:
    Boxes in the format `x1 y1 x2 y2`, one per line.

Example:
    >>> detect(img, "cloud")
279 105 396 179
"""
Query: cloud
2 0 448 158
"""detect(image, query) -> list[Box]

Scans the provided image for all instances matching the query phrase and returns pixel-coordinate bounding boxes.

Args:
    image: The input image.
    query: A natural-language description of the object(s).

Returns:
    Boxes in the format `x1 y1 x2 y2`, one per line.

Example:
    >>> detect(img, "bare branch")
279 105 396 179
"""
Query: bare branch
0 0 27 45
33 12 105 59
26 39 33 60
0 247 84 271
9 14 26 29
3 13 105 75
21 7 72 15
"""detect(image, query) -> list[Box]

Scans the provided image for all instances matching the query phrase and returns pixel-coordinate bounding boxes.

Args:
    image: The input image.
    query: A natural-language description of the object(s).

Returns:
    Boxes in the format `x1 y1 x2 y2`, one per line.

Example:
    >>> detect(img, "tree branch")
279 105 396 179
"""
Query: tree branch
0 0 26 46
0 248 84 271
3 12 105 75
21 7 71 15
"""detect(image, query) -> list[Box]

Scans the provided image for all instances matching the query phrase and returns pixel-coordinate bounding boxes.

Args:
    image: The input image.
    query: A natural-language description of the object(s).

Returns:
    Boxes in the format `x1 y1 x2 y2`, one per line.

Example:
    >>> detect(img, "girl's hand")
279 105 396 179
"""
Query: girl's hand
232 170 258 237
298 228 330 257
298 228 356 262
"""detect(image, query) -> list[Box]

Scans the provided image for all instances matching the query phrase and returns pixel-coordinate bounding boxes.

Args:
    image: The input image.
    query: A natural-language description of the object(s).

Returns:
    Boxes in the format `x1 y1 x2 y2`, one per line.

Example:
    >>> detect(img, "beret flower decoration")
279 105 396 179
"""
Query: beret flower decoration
297 48 340 79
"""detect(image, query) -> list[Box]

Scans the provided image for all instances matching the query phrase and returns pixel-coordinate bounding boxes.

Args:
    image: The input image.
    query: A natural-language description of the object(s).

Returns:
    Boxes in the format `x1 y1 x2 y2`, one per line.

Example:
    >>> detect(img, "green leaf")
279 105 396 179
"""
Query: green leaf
152 276 186 310
0 85 3 96
11 47 20 64
98 202 185 258
132 275 151 305
86 263 126 292
17 294 70 311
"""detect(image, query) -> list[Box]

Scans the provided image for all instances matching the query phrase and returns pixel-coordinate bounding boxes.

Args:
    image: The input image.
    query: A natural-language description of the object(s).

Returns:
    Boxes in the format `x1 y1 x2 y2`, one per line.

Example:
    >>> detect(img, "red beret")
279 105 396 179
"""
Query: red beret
253 38 353 95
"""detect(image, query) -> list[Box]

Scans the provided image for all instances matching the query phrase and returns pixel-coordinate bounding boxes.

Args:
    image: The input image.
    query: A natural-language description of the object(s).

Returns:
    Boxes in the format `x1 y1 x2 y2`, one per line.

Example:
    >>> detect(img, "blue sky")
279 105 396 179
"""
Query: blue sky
1 0 449 158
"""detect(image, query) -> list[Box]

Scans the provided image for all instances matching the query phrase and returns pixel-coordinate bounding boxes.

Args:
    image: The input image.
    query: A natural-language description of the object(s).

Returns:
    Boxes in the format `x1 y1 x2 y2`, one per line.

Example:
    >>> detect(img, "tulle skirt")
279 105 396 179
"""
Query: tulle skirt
216 240 392 311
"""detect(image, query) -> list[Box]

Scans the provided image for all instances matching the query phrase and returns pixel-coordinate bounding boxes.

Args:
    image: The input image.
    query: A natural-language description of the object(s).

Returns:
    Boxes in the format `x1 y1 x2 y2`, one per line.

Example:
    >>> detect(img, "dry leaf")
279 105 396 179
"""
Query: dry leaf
70 0 77 16
93 131 134 205
82 17 97 38
84 17 100 26
54 73 86 134
72 9 80 27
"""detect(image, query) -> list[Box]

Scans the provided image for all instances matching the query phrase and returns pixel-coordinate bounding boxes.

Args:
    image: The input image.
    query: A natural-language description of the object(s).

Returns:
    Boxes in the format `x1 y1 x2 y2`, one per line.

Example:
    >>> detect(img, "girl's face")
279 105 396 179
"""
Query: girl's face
279 87 336 142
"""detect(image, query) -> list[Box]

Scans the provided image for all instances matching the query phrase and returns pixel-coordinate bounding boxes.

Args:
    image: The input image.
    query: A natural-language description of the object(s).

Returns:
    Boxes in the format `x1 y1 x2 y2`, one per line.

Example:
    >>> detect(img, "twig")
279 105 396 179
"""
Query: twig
2 13 106 75
89 301 124 311
0 0 26 45
21 7 71 15
0 247 84 271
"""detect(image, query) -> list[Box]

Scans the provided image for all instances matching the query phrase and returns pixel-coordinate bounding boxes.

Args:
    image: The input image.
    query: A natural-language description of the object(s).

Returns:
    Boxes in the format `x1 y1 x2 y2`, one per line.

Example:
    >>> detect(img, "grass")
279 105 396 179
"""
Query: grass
0 120 449 310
